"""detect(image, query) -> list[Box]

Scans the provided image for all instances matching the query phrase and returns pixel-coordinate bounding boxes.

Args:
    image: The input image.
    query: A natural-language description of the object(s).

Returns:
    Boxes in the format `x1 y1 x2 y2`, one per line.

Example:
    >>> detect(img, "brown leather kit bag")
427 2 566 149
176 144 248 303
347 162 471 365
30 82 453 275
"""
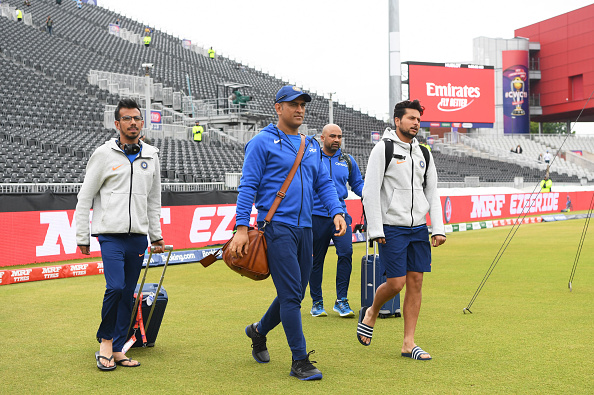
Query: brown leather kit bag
199 135 306 280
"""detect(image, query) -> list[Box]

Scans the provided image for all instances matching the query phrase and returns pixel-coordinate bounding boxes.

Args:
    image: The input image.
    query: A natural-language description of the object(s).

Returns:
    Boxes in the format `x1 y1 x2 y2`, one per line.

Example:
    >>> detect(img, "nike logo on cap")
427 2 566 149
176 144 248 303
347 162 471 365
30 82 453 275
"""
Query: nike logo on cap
112 164 123 171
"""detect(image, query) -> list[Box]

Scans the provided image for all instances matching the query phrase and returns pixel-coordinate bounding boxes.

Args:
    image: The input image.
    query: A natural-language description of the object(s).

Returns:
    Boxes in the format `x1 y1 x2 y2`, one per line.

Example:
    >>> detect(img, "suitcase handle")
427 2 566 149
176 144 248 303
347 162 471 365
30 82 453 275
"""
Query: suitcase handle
150 245 173 252
128 245 173 337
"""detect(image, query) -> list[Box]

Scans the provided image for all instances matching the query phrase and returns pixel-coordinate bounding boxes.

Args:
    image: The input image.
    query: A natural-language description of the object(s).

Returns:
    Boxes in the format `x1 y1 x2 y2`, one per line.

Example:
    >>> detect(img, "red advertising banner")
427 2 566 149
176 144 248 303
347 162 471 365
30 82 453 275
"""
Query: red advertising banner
440 191 590 224
0 261 104 286
0 191 590 267
408 62 495 124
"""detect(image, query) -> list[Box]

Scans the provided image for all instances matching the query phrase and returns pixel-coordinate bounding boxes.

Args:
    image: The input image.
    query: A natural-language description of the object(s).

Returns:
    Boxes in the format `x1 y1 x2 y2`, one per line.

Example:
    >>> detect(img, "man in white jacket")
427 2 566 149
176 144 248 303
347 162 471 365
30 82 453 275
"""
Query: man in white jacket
358 99 446 361
76 99 165 370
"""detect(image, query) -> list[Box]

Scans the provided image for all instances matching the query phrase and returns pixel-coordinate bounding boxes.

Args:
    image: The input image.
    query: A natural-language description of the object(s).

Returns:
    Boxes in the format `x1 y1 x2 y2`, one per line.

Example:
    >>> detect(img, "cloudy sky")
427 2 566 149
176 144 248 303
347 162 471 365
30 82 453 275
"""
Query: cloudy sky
98 0 594 127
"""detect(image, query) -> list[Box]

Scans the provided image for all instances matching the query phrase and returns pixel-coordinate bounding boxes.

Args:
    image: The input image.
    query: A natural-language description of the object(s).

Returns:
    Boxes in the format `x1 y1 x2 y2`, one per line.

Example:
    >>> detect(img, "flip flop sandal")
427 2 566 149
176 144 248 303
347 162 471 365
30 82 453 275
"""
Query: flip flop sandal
95 351 116 371
401 346 432 360
356 307 374 346
115 358 141 367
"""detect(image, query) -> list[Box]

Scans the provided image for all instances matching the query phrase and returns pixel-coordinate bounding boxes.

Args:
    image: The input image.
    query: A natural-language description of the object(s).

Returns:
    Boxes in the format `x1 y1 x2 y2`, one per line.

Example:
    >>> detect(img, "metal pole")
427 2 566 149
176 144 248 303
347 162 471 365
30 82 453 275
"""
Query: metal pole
389 0 401 125
329 94 333 124
144 66 152 131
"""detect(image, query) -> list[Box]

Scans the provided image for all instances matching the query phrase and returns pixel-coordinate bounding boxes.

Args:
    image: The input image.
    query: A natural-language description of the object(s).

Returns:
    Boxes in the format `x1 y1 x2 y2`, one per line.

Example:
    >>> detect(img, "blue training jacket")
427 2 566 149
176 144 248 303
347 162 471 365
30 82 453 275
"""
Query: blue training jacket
235 123 344 228
312 148 364 217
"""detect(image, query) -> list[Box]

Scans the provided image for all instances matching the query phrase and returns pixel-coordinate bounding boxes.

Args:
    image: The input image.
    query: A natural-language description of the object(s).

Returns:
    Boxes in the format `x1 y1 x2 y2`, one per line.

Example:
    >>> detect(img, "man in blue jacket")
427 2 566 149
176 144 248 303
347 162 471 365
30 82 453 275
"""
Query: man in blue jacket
229 85 347 381
309 124 364 318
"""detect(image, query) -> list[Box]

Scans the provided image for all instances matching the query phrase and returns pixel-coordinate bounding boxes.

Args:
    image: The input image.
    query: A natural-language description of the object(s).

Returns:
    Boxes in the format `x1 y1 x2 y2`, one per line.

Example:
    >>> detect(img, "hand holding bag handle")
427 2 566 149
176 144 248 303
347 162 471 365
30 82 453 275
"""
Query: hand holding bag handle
200 134 306 280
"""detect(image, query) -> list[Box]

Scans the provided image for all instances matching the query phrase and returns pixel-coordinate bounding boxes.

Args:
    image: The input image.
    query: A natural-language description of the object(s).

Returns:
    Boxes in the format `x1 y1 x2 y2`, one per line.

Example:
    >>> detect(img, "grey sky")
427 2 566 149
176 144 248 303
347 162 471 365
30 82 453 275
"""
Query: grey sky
98 0 594 126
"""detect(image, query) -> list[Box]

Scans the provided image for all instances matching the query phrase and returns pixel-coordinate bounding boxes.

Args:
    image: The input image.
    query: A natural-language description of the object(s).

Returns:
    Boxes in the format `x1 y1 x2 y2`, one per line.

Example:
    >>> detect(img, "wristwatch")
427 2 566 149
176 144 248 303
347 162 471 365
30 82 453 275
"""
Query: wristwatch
335 212 346 219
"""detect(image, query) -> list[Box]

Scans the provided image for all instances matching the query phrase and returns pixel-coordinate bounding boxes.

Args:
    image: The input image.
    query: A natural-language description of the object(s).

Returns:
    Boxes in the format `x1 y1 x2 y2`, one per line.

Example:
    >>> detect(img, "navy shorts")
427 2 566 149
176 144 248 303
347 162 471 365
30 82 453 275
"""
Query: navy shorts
377 225 431 278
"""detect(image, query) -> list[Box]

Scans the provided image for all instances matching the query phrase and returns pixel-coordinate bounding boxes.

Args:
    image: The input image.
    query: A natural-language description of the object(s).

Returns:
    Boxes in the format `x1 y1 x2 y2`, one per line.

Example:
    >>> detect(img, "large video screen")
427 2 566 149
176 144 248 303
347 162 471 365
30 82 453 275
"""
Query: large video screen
407 62 495 126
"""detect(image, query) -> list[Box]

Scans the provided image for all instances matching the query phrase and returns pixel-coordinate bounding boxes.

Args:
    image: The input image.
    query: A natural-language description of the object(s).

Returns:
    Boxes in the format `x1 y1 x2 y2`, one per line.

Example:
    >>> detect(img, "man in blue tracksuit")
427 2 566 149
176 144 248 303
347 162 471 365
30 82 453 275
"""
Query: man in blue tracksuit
309 124 364 318
230 85 347 381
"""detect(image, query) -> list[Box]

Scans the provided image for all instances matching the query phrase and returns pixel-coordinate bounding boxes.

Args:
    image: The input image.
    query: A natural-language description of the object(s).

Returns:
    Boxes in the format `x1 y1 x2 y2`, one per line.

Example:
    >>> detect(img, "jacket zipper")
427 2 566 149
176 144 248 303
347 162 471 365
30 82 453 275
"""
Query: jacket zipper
297 138 312 226
128 159 134 233
409 144 414 227
297 164 303 226
327 156 333 216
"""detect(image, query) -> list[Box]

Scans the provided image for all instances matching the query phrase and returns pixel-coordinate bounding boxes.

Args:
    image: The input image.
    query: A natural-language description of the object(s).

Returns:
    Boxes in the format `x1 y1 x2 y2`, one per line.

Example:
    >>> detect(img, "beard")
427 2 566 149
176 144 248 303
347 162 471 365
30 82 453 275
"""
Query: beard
119 126 140 142
324 142 340 154
398 125 418 141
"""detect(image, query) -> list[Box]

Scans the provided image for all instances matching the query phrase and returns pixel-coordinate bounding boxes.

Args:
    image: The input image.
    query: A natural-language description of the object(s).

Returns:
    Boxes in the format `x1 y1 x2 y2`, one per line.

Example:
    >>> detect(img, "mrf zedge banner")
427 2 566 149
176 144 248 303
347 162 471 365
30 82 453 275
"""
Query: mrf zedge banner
407 62 495 127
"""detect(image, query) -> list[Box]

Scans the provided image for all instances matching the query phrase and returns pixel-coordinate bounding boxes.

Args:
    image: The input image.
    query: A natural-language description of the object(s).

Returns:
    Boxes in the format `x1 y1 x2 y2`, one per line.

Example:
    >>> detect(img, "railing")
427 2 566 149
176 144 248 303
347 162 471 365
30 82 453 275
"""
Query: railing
0 4 16 20
530 93 540 107
224 173 242 190
0 182 225 194
145 124 190 140
207 128 258 145
23 12 32 25
1 179 587 195
190 97 262 118
107 23 141 45
529 57 540 71
89 70 153 98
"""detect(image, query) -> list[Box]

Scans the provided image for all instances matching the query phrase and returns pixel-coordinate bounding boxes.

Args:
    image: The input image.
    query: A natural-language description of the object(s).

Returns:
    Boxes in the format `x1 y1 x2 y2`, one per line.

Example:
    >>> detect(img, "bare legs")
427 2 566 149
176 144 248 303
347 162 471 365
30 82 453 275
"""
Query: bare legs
359 271 430 359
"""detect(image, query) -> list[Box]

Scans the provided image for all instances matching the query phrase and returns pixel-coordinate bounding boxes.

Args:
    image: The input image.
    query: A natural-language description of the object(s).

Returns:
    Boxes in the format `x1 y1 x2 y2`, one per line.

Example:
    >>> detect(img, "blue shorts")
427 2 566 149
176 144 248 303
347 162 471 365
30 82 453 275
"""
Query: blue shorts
377 225 431 278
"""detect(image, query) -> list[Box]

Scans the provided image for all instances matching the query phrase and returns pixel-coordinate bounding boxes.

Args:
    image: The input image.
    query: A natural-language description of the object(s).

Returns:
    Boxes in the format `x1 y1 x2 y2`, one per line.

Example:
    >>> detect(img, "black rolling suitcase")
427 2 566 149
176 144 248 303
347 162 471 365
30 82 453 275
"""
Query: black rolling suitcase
127 283 168 347
123 245 173 351
360 236 401 318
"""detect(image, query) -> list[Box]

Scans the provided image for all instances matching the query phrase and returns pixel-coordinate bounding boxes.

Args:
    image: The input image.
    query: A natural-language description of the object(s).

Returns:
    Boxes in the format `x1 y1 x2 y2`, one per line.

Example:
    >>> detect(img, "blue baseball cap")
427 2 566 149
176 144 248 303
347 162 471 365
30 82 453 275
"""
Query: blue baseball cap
275 85 312 103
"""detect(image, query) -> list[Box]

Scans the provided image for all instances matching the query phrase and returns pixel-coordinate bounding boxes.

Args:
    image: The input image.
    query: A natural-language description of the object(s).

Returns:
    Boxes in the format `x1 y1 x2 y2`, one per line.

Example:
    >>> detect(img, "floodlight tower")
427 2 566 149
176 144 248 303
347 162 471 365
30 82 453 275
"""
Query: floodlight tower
389 0 401 124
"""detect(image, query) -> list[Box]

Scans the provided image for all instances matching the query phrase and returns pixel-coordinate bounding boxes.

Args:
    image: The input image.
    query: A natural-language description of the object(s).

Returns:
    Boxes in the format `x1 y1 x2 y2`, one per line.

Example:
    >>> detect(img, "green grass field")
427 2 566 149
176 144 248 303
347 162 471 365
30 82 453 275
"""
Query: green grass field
1 219 593 394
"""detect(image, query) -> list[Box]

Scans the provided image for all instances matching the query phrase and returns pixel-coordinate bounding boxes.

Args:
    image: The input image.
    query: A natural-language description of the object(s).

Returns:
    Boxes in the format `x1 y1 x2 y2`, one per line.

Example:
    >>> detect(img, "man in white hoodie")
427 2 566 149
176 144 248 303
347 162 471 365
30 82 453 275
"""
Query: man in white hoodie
76 99 165 370
358 99 446 361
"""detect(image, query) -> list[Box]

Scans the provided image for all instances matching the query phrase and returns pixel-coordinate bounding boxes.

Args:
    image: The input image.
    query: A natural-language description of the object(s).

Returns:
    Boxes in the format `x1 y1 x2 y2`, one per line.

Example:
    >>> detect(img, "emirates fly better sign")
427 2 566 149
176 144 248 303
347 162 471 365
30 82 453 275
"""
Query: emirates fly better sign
407 62 495 127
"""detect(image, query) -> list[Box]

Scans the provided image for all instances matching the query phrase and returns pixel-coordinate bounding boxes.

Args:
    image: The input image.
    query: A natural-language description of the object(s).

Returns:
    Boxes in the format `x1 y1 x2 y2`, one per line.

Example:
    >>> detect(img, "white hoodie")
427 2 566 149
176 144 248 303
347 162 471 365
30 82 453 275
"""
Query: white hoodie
75 138 162 246
362 128 445 241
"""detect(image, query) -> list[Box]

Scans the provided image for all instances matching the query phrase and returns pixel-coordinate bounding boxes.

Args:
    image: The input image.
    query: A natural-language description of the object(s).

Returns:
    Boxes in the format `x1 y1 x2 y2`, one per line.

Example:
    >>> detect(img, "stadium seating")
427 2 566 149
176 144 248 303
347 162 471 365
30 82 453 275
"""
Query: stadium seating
0 0 590 188
459 134 594 182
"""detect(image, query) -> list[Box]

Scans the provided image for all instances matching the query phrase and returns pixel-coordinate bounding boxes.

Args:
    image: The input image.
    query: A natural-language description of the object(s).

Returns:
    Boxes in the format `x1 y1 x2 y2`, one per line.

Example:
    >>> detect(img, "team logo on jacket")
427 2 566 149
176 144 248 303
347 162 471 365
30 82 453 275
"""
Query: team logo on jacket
141 161 148 169
444 196 452 224
419 160 425 168
309 147 317 153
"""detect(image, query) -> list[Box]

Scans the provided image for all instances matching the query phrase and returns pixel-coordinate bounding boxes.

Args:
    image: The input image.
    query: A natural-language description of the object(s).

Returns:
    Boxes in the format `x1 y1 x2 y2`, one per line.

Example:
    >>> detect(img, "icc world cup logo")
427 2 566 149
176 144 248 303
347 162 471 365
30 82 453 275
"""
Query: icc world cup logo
511 76 525 116
504 67 528 118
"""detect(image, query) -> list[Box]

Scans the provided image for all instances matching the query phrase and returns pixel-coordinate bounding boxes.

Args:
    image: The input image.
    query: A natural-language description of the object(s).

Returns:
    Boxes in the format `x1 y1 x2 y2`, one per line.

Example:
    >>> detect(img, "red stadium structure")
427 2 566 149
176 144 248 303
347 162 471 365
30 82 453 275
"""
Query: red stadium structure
515 4 594 124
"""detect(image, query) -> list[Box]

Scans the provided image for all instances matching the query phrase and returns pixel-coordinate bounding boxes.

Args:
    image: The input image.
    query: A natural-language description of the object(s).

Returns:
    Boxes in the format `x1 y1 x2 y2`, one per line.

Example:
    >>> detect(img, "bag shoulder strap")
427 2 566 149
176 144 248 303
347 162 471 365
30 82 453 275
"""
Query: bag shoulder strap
339 152 352 179
264 134 306 223
384 138 430 188
383 138 393 174
419 144 430 189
